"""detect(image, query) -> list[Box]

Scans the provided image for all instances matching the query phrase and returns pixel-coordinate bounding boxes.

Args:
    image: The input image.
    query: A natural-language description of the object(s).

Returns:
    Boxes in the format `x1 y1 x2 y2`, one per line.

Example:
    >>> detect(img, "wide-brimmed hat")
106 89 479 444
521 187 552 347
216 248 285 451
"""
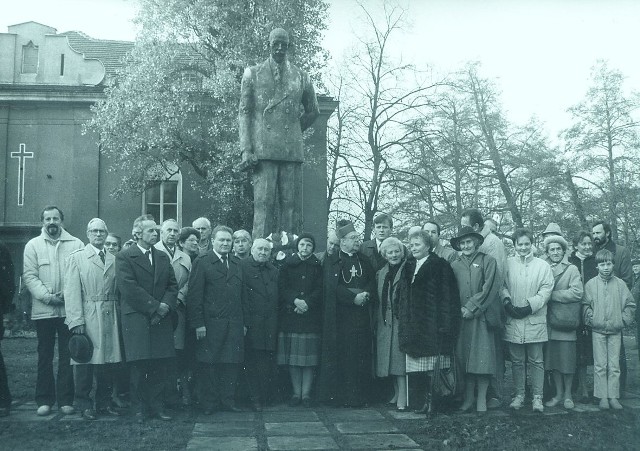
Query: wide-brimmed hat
69 333 93 364
450 226 484 251
542 222 562 236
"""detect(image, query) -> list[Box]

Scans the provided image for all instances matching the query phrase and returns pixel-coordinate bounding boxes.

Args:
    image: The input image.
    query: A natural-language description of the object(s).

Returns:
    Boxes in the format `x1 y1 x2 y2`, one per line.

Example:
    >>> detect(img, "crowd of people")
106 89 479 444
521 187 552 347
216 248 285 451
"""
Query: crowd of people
0 205 638 421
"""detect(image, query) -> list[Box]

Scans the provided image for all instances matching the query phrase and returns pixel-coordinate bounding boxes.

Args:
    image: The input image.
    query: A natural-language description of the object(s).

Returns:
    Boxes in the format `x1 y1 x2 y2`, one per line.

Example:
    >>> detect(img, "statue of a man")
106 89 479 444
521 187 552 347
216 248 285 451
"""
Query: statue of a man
239 28 320 239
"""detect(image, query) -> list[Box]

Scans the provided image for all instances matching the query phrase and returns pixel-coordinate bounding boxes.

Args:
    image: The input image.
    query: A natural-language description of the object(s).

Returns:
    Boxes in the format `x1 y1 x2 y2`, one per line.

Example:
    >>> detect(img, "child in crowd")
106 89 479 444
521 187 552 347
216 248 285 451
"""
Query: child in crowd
583 249 636 410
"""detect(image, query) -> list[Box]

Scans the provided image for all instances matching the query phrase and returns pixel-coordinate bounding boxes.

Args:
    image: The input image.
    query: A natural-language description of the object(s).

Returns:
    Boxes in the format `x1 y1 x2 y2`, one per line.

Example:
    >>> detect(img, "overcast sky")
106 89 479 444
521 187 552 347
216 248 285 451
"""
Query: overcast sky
4 0 640 142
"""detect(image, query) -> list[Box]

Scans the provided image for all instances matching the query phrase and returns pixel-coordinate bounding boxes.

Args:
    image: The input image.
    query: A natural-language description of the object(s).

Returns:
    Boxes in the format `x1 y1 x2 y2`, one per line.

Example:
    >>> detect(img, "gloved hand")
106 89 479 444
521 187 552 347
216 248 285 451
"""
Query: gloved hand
505 302 532 319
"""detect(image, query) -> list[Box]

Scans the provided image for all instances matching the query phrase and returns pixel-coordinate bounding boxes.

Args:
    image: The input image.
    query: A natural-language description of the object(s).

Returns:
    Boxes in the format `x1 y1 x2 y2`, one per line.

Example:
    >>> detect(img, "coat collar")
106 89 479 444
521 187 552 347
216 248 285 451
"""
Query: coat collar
82 244 114 271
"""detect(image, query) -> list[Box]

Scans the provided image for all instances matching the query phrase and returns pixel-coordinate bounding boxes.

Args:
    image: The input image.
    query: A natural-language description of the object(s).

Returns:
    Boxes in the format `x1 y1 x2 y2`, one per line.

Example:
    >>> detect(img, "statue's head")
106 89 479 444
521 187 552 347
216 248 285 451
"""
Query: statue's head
269 28 289 64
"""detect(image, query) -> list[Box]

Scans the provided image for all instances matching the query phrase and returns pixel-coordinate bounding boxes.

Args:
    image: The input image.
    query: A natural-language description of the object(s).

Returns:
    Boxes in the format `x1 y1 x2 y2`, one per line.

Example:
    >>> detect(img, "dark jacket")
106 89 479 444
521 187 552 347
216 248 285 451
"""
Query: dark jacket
0 242 15 315
360 239 387 272
278 253 323 334
568 251 598 286
398 253 461 358
116 245 178 361
187 252 244 364
241 257 279 351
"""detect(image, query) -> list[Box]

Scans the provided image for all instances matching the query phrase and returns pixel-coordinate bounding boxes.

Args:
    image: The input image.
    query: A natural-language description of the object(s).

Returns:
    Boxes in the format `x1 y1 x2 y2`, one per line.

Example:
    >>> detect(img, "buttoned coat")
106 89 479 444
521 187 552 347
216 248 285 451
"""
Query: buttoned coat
278 253 323 334
544 260 583 341
241 257 279 351
239 58 319 162
115 245 178 361
154 242 192 349
64 245 121 365
187 253 244 364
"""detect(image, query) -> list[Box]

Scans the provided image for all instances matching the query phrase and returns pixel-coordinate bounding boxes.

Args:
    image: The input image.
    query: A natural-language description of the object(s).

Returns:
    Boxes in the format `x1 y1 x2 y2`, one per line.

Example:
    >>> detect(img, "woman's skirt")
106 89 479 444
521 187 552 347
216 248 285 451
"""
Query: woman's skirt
406 354 451 373
277 332 320 367
545 339 577 374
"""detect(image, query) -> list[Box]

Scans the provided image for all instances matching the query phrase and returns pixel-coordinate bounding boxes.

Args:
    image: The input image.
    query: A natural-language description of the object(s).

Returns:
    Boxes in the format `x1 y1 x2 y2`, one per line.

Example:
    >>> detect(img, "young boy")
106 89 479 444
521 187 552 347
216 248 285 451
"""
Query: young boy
583 249 636 410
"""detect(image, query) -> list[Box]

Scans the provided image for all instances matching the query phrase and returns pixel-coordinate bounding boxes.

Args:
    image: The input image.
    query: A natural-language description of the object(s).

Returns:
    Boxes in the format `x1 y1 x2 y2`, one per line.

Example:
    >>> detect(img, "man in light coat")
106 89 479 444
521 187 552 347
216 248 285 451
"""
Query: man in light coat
65 218 122 420
239 27 320 238
23 206 83 416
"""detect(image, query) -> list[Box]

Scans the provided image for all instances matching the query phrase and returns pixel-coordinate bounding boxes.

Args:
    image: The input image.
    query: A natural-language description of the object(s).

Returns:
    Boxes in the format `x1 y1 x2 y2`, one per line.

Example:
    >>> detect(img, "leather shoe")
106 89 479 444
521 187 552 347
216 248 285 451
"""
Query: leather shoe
82 409 97 421
155 411 172 421
99 406 122 417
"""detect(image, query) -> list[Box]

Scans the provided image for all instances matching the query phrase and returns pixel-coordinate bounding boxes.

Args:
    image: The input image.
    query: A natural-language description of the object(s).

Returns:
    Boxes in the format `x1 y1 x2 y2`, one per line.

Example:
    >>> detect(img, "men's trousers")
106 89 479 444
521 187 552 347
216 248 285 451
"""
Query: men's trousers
75 363 117 411
35 318 74 407
198 362 239 410
592 331 621 399
129 358 168 415
0 341 10 409
245 349 276 404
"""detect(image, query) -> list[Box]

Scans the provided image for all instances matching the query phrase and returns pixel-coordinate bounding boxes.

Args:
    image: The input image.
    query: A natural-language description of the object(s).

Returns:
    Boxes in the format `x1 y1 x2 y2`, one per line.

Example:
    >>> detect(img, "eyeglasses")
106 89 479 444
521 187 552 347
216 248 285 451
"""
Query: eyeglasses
89 229 107 235
104 242 119 247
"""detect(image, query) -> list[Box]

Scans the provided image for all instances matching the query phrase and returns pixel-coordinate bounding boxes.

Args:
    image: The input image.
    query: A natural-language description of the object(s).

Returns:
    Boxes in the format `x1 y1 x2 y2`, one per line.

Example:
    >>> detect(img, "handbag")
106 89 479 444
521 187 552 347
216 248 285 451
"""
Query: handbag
432 356 457 397
547 266 581 331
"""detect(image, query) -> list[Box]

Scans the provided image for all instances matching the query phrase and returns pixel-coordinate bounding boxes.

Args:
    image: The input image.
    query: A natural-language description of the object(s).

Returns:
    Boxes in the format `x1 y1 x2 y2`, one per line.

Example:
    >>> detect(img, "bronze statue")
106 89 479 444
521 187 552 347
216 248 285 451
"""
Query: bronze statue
239 28 320 239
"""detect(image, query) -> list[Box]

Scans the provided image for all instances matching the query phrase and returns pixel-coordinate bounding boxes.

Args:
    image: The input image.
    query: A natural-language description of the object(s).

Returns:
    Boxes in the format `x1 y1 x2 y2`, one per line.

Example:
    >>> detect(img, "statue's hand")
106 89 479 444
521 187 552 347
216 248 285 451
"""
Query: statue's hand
239 152 258 172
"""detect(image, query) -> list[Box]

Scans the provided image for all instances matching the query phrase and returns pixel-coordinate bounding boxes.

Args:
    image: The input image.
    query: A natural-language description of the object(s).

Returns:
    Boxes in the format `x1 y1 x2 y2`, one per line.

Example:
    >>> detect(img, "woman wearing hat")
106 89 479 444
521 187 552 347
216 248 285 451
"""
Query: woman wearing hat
450 226 500 413
277 233 323 407
398 229 460 416
375 237 408 410
543 235 583 409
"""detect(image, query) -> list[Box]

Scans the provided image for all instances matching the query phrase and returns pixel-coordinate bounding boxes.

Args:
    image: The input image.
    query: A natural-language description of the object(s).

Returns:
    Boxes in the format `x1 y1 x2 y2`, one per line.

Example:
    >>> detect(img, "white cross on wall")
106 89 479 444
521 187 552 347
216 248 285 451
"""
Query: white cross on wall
10 143 34 206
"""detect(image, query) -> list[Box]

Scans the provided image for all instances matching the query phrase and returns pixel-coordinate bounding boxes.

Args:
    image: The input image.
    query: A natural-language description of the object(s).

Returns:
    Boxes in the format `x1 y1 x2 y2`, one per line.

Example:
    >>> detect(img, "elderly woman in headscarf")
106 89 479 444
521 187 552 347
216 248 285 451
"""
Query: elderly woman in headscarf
450 226 500 413
543 235 583 409
398 229 460 416
375 237 408 410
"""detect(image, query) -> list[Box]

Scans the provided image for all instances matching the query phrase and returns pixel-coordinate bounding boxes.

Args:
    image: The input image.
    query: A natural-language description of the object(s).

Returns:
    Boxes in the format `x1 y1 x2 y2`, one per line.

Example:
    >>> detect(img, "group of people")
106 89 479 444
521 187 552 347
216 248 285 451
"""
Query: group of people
0 204 637 422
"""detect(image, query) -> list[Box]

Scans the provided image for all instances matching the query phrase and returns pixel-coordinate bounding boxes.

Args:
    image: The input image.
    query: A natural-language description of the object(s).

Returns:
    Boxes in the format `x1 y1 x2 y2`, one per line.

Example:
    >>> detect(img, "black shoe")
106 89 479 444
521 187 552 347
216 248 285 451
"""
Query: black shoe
288 397 301 407
414 393 433 416
82 409 97 421
302 398 312 408
155 411 172 421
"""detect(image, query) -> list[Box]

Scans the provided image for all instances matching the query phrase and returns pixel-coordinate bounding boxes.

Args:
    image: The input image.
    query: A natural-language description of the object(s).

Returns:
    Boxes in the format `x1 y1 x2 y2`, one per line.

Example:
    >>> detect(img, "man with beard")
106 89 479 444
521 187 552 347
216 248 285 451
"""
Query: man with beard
241 238 278 411
318 220 375 406
592 221 632 392
116 215 178 422
361 214 394 271
23 206 83 416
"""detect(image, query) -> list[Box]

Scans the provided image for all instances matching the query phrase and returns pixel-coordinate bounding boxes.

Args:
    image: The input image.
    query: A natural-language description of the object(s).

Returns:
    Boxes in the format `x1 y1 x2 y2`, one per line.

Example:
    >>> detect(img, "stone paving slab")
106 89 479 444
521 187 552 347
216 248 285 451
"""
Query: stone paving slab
621 398 640 408
196 412 256 422
263 410 320 422
193 421 256 436
265 421 330 435
340 433 420 449
386 410 425 420
1 410 55 421
335 420 399 434
59 415 118 422
186 435 258 451
267 435 339 450
324 408 385 422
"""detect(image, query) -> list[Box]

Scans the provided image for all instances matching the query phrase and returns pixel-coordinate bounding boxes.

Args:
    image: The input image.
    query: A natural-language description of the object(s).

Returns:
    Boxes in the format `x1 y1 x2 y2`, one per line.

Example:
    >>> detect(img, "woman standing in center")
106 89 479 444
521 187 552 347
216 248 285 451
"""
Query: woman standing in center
450 226 500 413
375 237 408 411
398 229 460 416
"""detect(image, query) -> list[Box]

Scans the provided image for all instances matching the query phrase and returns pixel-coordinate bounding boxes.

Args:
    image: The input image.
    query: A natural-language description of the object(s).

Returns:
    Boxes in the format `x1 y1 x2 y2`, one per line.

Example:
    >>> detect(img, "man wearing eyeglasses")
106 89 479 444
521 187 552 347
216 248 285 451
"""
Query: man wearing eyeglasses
23 206 83 417
64 218 122 420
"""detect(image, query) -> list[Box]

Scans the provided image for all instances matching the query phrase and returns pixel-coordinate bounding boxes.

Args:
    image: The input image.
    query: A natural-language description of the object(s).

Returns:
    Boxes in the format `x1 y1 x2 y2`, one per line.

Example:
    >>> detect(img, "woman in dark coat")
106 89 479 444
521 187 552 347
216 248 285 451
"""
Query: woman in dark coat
277 233 323 407
450 226 500 413
568 231 598 402
375 237 408 410
399 229 460 416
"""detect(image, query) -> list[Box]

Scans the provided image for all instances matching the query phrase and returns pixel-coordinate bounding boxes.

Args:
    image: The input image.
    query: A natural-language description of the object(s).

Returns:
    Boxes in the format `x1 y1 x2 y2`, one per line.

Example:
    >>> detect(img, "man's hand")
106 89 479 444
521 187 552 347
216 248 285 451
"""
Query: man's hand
157 302 169 317
71 325 85 335
238 153 258 172
293 298 308 313
196 326 207 340
48 294 65 306
461 307 474 319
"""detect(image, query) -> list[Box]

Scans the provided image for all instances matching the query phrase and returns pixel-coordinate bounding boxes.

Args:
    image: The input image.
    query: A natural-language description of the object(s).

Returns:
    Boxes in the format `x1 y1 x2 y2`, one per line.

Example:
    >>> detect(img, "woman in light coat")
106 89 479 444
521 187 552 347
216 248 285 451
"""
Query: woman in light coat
450 226 500 413
375 237 407 410
543 235 583 409
502 228 554 413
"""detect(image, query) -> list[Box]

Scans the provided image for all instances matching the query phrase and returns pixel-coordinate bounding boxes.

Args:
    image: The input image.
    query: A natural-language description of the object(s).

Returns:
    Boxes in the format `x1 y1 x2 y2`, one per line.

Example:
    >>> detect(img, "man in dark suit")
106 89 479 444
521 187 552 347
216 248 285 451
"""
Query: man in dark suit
115 215 178 422
187 225 245 414
239 27 320 238
360 213 394 271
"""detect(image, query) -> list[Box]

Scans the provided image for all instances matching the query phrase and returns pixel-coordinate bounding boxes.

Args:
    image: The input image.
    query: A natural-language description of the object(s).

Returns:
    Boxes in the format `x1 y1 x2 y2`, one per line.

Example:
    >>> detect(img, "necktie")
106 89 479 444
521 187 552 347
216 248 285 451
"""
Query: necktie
221 254 228 269
145 250 152 266
99 250 105 264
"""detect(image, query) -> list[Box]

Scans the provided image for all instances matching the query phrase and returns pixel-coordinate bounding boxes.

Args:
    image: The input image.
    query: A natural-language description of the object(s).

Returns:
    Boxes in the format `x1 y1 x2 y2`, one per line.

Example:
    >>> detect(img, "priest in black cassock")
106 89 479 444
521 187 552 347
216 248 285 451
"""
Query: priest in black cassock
317 220 376 407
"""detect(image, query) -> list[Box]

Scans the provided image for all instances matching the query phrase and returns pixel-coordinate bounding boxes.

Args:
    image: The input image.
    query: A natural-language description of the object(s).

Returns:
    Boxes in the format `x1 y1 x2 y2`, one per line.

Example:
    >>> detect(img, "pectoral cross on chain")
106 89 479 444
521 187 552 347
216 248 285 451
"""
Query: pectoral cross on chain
350 265 358 278
10 143 34 206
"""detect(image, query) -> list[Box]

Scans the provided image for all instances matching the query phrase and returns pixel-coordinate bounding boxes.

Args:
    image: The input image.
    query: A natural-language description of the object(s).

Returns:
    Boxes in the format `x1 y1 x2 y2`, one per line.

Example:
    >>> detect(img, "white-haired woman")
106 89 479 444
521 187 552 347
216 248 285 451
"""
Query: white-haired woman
543 235 583 409
375 237 408 410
